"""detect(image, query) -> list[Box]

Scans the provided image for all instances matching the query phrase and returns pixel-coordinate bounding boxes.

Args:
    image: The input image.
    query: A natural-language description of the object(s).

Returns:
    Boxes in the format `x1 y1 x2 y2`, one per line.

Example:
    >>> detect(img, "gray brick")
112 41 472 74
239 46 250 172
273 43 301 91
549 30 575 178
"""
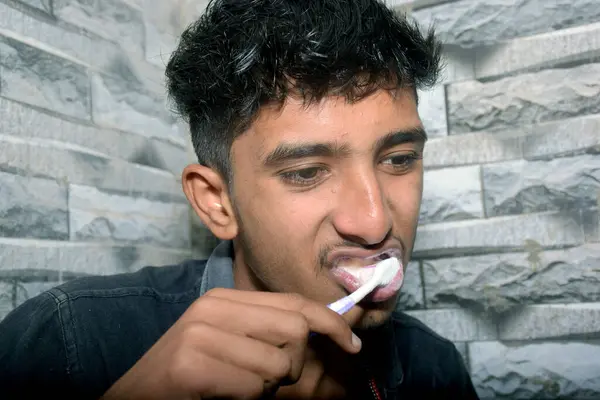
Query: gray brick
583 208 599 243
421 165 483 224
387 0 458 11
143 0 181 67
0 238 192 279
69 184 191 249
499 303 600 341
53 0 145 51
475 22 600 80
18 0 52 14
396 261 424 310
0 97 189 173
0 134 185 202
190 212 221 260
425 115 600 169
470 341 600 399
440 45 476 83
418 85 447 138
413 211 585 258
14 281 59 308
0 2 121 72
453 341 468 367
424 129 523 169
0 171 68 240
423 244 600 314
412 0 600 48
483 155 600 217
406 308 497 341
91 73 185 146
0 34 91 120
448 63 600 135
522 115 600 160
0 282 13 321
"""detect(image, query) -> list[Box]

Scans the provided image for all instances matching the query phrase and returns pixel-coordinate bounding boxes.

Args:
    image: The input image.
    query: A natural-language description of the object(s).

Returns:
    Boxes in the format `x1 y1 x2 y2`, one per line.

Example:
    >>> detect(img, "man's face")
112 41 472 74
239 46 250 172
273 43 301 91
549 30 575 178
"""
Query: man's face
229 88 424 329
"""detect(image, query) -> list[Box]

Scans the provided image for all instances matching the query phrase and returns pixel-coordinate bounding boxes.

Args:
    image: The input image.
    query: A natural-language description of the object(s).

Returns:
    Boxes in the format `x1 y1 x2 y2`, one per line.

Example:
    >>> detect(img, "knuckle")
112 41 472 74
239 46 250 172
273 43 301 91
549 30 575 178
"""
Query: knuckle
287 314 310 340
284 292 307 310
190 295 219 315
266 348 293 380
180 321 210 343
204 287 229 298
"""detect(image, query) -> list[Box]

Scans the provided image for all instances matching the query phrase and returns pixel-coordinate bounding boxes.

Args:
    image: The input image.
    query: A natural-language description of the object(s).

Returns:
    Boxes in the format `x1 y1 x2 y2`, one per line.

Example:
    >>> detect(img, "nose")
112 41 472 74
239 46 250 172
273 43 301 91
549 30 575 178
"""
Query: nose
331 170 392 246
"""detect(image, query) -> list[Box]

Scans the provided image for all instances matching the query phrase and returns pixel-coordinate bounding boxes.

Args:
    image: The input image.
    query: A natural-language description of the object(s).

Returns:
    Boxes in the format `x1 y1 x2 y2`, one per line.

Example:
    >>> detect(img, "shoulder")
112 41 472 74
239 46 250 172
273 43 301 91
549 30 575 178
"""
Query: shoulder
53 258 208 301
390 310 466 376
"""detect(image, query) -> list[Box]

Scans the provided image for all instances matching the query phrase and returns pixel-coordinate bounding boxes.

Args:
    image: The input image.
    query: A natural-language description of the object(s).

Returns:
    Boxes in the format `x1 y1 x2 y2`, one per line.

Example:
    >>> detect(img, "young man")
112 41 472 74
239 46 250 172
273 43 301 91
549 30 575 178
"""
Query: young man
0 0 480 398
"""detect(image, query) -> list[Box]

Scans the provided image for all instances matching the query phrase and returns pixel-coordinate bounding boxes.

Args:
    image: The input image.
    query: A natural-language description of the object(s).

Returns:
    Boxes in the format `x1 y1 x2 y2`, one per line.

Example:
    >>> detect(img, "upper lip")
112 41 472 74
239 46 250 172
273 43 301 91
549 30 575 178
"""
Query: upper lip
327 244 403 268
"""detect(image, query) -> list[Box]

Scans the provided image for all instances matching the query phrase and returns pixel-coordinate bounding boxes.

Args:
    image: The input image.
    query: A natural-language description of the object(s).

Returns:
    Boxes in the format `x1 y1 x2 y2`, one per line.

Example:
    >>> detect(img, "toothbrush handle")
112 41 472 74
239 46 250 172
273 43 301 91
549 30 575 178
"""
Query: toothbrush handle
327 296 357 315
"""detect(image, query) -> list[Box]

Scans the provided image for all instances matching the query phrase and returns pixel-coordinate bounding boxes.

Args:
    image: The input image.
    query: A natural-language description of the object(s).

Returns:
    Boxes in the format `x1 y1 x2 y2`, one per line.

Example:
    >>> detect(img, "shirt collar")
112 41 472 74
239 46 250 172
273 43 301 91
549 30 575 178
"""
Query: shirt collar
198 240 404 391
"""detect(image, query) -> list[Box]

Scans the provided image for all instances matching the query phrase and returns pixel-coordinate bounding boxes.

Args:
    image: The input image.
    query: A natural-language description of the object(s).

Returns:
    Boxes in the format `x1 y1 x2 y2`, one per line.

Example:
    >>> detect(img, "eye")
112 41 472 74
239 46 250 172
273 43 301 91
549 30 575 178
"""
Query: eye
279 166 329 187
381 152 421 173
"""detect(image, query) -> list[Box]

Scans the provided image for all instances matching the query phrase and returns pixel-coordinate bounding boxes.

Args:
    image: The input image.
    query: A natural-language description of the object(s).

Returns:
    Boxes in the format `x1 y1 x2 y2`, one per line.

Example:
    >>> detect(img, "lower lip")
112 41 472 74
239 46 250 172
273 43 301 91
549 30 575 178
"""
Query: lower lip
330 262 404 303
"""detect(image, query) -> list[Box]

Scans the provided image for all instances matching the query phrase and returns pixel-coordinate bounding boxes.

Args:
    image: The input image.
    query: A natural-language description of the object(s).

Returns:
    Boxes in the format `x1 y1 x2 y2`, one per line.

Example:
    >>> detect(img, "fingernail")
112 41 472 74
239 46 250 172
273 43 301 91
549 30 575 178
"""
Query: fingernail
351 333 362 350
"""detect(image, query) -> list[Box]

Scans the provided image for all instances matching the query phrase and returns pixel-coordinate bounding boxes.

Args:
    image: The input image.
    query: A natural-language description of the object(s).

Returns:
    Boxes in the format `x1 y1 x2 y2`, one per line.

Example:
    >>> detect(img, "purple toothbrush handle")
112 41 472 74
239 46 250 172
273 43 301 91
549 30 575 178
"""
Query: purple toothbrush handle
309 296 356 338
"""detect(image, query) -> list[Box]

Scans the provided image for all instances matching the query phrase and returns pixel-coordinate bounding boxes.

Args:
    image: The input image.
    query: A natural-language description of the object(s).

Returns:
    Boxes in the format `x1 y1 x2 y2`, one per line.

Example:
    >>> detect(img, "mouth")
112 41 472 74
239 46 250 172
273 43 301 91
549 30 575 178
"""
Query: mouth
329 248 404 303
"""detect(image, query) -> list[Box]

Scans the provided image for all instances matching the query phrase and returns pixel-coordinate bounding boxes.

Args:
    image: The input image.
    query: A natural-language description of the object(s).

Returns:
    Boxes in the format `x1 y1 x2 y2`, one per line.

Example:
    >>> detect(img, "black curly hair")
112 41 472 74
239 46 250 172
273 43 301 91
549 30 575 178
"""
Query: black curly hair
165 0 442 183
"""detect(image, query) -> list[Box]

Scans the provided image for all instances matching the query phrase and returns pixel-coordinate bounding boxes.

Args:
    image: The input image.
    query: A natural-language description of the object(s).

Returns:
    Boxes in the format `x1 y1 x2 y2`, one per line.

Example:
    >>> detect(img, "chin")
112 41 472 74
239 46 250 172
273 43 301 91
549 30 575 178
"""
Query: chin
346 296 398 330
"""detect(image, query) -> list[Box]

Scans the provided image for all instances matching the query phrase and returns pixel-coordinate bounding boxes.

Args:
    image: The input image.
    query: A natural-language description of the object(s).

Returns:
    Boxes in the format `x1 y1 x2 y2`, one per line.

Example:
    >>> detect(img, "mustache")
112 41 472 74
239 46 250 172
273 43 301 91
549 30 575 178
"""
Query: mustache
315 232 400 271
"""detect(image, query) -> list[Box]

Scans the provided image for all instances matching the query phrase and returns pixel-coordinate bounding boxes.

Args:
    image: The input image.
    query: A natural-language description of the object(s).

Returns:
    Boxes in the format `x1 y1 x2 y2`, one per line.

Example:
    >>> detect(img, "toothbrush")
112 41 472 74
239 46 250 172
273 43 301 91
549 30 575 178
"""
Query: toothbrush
308 258 400 339
327 257 401 315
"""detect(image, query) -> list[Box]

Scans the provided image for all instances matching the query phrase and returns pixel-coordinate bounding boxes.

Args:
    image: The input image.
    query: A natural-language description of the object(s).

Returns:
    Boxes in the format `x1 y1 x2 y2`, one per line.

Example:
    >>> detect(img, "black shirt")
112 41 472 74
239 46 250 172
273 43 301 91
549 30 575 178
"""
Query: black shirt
0 241 480 399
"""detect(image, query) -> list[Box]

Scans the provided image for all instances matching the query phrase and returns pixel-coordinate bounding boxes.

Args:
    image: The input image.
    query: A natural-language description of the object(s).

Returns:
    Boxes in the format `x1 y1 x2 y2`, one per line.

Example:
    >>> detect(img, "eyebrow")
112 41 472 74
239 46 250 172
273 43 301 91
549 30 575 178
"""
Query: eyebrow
262 126 427 168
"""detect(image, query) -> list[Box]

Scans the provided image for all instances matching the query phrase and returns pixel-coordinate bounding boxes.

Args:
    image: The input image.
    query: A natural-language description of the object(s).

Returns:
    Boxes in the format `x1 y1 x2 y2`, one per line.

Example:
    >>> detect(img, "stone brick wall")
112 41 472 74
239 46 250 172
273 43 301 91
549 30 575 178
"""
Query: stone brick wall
389 0 600 398
0 0 219 321
2 0 599 398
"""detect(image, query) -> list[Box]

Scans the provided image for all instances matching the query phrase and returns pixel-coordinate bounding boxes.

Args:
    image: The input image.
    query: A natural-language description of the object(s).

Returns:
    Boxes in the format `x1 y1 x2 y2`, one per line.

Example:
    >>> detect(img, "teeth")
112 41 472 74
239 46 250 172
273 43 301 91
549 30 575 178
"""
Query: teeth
339 266 375 284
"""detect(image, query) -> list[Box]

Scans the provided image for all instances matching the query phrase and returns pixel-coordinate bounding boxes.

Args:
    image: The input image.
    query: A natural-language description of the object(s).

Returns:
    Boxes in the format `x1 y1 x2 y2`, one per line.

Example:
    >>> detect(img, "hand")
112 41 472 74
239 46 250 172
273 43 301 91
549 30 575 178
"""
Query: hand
101 288 362 399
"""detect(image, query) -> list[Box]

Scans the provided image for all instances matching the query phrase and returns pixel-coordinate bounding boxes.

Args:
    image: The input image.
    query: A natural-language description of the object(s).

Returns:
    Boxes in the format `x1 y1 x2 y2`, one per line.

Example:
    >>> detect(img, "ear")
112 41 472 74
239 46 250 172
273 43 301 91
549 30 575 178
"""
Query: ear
181 164 238 240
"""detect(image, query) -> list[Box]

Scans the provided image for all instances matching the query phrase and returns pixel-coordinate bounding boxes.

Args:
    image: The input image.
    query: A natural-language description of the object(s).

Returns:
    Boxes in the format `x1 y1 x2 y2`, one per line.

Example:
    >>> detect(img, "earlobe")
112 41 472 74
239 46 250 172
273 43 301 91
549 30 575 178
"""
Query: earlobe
181 164 238 240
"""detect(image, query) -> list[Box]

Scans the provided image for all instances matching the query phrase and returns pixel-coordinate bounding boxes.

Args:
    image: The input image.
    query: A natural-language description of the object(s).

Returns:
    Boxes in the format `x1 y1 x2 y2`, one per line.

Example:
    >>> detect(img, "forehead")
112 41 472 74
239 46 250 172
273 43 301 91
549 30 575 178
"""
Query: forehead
236 89 421 158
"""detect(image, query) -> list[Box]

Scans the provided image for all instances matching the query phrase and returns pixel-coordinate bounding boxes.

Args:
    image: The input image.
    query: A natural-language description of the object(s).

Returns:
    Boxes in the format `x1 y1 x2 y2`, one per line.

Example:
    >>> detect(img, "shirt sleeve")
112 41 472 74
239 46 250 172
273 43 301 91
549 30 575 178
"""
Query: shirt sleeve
0 291 74 398
446 343 480 400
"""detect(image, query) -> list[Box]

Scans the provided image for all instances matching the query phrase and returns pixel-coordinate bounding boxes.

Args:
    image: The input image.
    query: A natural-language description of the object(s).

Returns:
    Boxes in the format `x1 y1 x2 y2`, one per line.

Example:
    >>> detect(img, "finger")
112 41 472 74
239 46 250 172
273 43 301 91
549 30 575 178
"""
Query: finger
180 350 265 399
186 297 310 381
203 289 362 354
182 322 294 390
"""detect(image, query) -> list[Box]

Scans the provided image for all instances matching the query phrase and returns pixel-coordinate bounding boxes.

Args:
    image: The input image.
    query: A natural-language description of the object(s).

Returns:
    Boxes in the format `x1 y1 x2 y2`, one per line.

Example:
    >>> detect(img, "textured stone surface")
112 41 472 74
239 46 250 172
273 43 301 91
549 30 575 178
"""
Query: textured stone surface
522 115 600 160
0 34 90 120
387 0 458 11
483 155 600 217
448 63 600 135
0 238 192 279
421 165 483 224
69 184 191 248
91 73 184 146
0 134 185 202
499 303 600 340
396 261 424 310
412 0 600 48
406 308 497 341
453 341 469 367
470 341 600 399
418 85 447 137
424 129 522 169
54 0 145 51
425 114 600 169
0 2 121 72
0 97 189 173
440 45 476 83
583 209 599 243
0 282 13 321
475 22 600 80
14 281 60 308
413 211 584 258
19 0 52 14
423 244 600 314
0 172 68 240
